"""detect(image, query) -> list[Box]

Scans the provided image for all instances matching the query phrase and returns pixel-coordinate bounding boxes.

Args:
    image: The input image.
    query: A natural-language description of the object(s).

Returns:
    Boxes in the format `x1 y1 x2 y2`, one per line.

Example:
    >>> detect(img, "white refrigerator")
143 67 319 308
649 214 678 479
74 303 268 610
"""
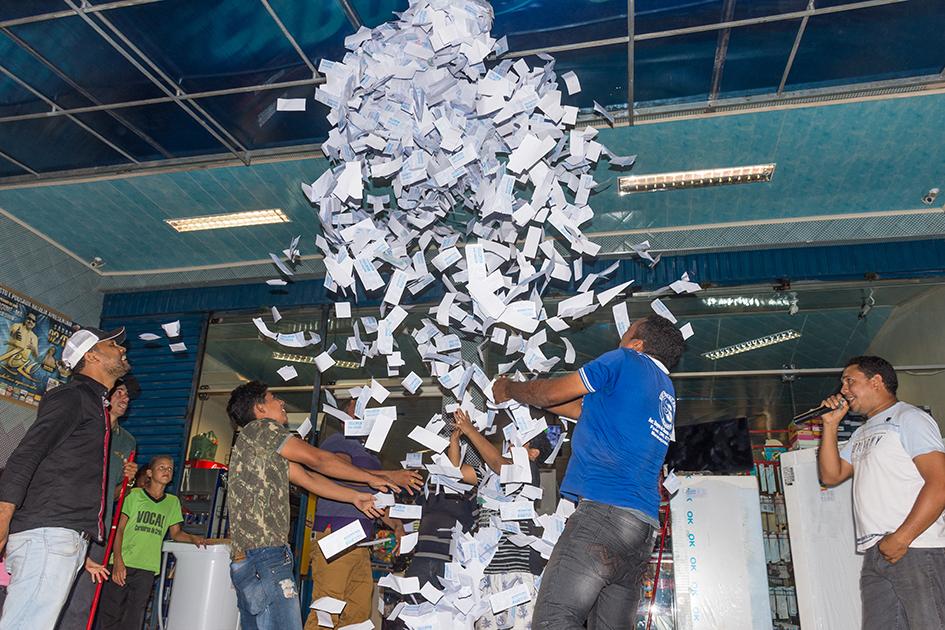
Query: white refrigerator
671 475 772 630
780 447 862 630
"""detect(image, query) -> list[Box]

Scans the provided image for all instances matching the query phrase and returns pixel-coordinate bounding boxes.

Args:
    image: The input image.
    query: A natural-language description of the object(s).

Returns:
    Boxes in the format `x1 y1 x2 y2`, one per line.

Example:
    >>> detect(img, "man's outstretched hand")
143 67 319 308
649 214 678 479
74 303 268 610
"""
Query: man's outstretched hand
492 377 512 404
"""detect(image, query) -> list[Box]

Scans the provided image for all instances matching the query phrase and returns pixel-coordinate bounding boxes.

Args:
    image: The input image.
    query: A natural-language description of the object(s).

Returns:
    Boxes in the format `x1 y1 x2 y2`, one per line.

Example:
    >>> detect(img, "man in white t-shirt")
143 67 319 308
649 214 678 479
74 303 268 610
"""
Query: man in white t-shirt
818 355 945 629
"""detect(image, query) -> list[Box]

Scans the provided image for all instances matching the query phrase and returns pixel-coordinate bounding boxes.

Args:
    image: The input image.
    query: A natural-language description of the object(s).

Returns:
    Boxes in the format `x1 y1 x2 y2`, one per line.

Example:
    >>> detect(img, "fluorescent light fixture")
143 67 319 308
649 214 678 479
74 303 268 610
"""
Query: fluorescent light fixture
702 329 801 361
166 208 290 232
272 352 316 365
271 352 359 369
618 164 775 194
702 296 792 309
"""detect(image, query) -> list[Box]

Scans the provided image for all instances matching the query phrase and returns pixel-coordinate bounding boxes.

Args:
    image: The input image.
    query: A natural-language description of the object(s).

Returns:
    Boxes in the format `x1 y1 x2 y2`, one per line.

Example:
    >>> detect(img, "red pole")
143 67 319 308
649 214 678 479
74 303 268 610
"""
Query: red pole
645 480 671 630
86 449 136 630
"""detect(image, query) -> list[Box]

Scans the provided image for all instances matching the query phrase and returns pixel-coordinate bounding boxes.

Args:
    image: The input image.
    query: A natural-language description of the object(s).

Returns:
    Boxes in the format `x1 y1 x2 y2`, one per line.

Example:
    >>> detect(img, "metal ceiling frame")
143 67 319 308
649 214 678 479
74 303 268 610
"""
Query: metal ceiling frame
0 25 173 159
625 0 635 125
65 0 250 162
707 0 737 105
778 0 814 95
504 0 907 58
0 0 928 182
0 0 165 29
337 0 364 30
0 61 139 163
0 0 334 174
0 77 326 123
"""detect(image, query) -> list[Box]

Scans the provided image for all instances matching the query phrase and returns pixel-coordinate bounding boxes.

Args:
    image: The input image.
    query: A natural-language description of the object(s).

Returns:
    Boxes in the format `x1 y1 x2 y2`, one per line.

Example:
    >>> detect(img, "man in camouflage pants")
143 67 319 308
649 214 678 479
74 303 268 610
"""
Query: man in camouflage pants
225 381 422 630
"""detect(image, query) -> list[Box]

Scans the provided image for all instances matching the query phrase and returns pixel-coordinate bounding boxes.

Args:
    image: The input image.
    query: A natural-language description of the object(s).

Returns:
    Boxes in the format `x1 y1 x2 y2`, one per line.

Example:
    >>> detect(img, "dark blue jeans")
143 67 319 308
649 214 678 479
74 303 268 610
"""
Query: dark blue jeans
230 546 301 630
861 544 945 630
532 500 656 630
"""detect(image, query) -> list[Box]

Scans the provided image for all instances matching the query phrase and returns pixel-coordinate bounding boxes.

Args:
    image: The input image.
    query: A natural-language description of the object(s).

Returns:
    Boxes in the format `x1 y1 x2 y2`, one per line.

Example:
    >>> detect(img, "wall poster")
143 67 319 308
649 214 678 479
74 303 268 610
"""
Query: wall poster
0 285 76 407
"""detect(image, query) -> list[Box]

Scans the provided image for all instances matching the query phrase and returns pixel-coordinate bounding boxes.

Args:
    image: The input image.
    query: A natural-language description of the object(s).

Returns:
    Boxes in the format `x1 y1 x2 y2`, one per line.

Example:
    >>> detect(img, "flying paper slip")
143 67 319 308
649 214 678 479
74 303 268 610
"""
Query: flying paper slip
388 504 423 520
277 98 306 111
499 501 536 521
318 520 366 558
399 532 418 555
490 581 532 613
310 596 346 613
161 320 180 337
378 574 420 595
407 426 449 454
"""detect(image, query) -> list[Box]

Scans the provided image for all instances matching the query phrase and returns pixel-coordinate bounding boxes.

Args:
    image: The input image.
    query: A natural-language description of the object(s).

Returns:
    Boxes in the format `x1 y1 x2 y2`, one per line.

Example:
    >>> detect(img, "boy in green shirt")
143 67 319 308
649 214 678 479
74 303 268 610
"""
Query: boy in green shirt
97 455 205 630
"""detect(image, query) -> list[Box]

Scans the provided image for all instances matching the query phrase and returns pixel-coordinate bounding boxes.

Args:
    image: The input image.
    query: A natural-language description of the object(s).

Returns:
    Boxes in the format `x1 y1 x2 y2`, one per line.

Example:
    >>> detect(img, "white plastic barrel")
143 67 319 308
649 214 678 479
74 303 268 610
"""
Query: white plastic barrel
161 541 240 630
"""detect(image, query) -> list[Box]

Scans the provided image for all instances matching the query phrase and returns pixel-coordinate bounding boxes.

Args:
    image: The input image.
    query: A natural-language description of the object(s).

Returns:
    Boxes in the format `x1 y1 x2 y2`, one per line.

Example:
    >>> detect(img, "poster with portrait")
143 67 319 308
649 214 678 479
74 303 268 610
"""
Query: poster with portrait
0 285 76 407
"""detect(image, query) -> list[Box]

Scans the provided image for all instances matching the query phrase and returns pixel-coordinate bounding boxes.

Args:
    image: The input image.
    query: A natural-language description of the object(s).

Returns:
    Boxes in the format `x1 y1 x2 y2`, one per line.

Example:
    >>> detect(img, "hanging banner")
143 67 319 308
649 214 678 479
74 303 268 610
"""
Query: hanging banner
0 285 76 407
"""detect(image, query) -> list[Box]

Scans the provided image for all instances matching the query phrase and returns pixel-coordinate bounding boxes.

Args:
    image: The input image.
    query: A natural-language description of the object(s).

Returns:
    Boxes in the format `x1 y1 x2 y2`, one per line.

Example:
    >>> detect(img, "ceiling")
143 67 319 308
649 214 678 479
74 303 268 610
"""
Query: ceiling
0 0 942 184
0 0 942 286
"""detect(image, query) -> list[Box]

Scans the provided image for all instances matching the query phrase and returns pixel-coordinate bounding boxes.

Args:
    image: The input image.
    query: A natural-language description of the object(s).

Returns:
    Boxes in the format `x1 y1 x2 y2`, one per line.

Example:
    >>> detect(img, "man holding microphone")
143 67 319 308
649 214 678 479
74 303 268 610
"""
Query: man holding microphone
818 355 945 629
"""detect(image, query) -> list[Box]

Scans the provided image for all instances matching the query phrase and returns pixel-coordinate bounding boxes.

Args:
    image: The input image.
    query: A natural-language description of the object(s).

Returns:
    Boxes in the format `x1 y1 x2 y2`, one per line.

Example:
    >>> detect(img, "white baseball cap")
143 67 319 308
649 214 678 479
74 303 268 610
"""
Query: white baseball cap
61 326 126 370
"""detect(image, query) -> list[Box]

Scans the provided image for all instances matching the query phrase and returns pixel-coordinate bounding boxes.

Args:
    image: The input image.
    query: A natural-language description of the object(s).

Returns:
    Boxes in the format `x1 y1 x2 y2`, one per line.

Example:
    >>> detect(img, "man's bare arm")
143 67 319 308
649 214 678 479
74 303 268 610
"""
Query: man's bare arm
280 437 398 492
0 501 15 554
493 372 589 409
545 398 583 420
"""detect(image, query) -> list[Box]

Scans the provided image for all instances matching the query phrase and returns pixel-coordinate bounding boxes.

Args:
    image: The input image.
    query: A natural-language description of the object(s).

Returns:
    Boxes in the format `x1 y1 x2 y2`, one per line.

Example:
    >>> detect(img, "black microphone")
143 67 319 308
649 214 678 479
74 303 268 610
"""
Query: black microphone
792 406 831 423
792 398 847 423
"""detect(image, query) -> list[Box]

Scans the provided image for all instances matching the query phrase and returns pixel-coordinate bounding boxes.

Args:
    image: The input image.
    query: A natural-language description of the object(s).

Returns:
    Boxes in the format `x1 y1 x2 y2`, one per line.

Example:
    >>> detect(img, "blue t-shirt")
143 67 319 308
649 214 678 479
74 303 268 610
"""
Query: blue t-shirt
561 348 676 521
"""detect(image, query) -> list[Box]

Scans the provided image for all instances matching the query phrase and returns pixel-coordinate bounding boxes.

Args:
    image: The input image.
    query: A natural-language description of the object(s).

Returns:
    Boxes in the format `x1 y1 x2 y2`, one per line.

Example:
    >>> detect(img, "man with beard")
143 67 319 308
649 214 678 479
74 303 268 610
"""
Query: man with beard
56 375 139 629
818 355 945 629
0 327 129 629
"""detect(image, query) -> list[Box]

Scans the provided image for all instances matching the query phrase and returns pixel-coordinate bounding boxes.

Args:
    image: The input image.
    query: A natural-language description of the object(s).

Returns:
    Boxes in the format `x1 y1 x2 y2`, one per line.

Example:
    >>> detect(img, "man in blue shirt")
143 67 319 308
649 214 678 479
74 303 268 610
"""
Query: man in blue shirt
492 314 684 629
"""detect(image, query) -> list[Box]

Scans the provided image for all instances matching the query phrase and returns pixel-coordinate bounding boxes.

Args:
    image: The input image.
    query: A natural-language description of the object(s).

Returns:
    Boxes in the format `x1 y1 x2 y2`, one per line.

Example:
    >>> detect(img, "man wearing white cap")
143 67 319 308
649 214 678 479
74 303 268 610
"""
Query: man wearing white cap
0 326 129 629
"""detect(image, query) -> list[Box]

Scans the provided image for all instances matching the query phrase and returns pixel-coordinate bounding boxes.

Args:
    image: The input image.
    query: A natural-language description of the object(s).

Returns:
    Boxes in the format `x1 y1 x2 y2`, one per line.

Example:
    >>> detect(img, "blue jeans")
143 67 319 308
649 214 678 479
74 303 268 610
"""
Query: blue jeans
0 527 89 630
532 500 656 630
861 544 945 630
230 545 301 630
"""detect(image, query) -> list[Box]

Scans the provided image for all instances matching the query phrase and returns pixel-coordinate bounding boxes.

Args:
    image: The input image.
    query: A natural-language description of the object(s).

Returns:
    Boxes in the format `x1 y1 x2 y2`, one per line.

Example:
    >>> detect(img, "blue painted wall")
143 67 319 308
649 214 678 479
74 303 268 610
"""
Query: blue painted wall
102 237 945 319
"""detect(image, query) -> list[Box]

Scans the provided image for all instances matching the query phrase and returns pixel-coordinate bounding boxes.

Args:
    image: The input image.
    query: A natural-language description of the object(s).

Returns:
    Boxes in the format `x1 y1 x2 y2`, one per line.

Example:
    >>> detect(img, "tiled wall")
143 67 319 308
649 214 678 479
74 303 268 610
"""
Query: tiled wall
0 211 103 465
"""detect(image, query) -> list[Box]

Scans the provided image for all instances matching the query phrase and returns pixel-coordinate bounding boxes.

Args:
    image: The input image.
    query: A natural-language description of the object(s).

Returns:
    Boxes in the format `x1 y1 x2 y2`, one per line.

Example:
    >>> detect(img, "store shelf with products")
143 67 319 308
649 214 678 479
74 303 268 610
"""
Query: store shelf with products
755 454 800 630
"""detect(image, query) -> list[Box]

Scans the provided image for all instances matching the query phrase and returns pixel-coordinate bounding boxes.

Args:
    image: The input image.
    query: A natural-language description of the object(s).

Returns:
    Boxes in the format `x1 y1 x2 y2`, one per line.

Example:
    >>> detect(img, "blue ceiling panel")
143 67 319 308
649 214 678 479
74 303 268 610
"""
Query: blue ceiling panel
634 29 716 104
719 19 800 97
1 92 942 273
786 0 945 89
350 0 410 28
99 0 334 94
6 15 164 105
0 75 50 119
732 0 808 21
492 0 627 51
0 116 130 172
635 0 724 35
73 110 169 162
586 94 945 233
99 102 230 158
0 2 64 21
0 157 27 178
0 32 95 114
267 0 355 67
193 88 332 153
548 44 627 110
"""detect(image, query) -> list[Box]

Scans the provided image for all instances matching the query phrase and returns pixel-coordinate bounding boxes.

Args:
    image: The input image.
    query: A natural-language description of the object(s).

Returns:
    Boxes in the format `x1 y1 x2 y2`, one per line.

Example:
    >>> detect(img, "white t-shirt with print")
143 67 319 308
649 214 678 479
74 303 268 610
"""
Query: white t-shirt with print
840 401 945 552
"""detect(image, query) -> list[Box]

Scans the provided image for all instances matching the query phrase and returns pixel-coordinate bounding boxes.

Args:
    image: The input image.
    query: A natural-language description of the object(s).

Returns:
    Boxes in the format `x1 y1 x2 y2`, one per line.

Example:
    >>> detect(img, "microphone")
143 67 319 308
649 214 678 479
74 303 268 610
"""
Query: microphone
792 406 831 423
792 398 847 423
